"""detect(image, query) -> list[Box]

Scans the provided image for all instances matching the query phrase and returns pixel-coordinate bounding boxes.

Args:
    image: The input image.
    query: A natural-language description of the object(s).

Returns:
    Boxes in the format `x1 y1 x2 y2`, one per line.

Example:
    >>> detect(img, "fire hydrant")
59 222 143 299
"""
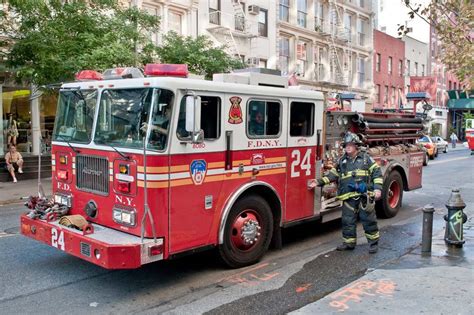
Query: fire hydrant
444 189 468 248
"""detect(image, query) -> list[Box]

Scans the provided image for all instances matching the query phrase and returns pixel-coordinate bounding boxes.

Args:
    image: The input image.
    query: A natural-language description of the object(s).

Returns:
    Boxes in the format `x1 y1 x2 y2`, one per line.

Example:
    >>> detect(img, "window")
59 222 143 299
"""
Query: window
448 80 452 90
279 0 289 22
435 110 443 116
290 102 314 137
376 84 381 103
314 1 324 30
398 88 403 107
177 95 221 140
53 90 98 143
343 13 352 42
388 57 392 74
414 62 418 76
297 0 307 28
398 60 403 77
357 18 365 46
422 64 425 76
247 100 281 137
235 3 245 31
279 37 290 75
391 86 396 105
406 59 410 75
258 59 268 68
384 85 388 104
375 53 381 72
168 11 182 34
315 47 326 80
143 6 160 44
454 82 457 90
357 57 365 87
258 9 268 37
296 40 308 76
209 0 220 25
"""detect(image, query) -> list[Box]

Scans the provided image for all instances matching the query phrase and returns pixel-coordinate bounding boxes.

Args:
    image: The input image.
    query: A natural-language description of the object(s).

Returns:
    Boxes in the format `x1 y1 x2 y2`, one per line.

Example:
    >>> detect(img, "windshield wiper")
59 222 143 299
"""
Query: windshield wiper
54 135 80 154
96 141 130 160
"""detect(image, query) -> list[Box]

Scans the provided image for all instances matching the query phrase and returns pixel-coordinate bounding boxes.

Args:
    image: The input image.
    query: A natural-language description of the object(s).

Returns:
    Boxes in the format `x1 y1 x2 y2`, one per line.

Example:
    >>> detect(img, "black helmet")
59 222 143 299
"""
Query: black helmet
343 132 362 146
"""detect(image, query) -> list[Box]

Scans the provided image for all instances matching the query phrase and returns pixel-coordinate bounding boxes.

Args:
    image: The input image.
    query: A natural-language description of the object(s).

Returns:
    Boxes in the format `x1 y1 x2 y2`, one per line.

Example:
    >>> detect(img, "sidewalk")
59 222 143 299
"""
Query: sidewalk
0 177 52 205
292 202 474 314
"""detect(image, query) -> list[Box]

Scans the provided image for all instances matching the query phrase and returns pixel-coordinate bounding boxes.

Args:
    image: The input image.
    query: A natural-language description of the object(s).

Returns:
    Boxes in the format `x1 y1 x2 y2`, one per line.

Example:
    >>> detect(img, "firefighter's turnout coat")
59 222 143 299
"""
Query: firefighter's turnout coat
321 151 383 200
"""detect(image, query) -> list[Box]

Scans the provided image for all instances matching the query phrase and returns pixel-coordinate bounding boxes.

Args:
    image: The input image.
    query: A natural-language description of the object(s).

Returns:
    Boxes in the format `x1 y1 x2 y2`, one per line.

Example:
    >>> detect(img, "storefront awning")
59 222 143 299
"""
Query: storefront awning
447 89 474 110
447 99 474 109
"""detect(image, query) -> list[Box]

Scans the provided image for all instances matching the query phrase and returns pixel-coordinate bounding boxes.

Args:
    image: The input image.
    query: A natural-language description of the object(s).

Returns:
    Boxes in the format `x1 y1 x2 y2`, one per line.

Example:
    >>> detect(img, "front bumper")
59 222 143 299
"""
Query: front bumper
20 215 163 269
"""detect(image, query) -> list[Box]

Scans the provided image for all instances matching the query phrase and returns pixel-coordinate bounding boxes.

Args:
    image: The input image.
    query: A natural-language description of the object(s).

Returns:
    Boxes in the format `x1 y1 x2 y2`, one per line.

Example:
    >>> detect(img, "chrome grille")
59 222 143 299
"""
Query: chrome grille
80 242 91 257
76 155 109 195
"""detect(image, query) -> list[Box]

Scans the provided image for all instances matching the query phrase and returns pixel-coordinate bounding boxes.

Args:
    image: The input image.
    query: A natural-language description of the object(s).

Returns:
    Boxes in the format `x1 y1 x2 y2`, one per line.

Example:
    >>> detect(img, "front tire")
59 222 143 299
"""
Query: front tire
376 171 403 218
444 146 448 153
219 195 273 268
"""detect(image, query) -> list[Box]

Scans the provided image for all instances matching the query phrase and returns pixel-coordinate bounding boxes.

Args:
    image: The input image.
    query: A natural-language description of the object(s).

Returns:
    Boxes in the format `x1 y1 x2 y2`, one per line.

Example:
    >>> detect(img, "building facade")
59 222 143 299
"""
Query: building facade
276 0 375 106
372 30 404 110
402 35 428 95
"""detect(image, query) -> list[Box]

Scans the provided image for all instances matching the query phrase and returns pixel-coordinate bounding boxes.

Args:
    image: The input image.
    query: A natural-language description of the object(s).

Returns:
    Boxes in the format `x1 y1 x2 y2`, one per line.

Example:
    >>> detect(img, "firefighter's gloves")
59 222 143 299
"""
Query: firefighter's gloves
317 179 326 187
348 181 368 194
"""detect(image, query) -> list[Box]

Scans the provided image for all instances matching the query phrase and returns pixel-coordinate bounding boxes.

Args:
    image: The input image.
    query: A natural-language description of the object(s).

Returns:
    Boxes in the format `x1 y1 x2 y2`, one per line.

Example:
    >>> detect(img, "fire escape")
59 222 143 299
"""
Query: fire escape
317 0 349 88
206 0 256 65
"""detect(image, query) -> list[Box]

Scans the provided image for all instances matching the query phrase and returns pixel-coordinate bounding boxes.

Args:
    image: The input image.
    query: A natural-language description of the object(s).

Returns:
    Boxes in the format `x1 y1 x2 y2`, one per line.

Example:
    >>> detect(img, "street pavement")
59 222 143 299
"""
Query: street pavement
0 146 472 314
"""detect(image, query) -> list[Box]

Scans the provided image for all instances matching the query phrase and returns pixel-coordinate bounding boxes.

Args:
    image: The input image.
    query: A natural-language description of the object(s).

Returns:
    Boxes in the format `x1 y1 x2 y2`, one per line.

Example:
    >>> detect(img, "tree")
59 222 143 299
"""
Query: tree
399 0 473 88
0 0 160 86
155 31 244 79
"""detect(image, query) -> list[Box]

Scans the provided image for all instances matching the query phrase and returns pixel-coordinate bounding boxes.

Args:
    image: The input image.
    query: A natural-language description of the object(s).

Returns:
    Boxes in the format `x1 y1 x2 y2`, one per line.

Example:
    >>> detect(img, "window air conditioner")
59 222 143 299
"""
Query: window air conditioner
248 5 260 15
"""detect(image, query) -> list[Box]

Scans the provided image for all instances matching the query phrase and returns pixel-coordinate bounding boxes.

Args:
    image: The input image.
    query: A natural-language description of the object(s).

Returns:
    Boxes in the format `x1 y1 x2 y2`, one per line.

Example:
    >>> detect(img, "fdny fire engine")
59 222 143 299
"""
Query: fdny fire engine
20 65 425 269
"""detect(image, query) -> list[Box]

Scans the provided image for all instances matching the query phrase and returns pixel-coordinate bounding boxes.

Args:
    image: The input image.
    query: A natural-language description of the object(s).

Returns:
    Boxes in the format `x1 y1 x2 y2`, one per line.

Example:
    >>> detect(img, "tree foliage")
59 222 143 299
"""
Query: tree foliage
399 0 473 88
0 0 160 86
155 31 244 79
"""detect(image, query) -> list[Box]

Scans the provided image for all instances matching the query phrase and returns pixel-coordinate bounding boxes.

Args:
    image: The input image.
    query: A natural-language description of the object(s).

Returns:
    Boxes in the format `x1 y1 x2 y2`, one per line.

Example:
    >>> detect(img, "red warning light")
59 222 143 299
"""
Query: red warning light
75 70 103 81
144 64 188 78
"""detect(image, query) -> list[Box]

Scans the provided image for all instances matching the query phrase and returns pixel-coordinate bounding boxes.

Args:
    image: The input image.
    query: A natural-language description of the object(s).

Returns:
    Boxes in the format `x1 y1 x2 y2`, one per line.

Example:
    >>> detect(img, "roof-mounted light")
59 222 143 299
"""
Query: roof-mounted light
75 70 103 81
102 67 144 80
144 64 189 78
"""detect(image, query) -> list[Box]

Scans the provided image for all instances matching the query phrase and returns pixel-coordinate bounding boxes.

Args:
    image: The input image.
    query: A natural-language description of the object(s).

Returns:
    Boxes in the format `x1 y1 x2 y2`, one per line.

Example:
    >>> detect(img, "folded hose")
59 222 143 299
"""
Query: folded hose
58 215 88 230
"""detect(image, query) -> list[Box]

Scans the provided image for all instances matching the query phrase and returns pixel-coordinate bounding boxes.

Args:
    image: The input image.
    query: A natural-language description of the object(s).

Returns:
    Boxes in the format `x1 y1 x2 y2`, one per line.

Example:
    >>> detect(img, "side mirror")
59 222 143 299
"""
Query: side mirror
185 95 203 143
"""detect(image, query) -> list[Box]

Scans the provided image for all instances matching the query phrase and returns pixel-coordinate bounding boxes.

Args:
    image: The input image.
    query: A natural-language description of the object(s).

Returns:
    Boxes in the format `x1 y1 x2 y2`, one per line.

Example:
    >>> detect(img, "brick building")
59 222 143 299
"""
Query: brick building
372 30 405 110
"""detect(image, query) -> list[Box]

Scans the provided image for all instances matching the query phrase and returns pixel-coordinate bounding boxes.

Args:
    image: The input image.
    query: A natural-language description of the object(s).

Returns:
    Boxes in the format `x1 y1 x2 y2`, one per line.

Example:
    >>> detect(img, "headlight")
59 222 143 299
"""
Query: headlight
54 193 72 207
113 207 136 226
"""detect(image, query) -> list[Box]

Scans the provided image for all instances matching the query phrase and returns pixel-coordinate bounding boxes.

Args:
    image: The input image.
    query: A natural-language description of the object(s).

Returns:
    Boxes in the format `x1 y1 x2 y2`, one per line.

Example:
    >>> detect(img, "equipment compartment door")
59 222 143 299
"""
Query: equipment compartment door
168 92 225 254
284 100 318 221
408 152 424 190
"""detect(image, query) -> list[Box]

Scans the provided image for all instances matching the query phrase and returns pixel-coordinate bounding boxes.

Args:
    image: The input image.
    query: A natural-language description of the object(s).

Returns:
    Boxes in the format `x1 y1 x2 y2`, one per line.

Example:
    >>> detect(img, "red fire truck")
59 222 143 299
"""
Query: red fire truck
20 65 425 269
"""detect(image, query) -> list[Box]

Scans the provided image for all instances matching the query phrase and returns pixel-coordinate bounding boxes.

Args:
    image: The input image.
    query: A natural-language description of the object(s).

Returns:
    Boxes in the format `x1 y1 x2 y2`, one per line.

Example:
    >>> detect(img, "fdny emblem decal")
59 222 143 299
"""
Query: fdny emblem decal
251 153 265 165
190 160 207 185
228 96 243 124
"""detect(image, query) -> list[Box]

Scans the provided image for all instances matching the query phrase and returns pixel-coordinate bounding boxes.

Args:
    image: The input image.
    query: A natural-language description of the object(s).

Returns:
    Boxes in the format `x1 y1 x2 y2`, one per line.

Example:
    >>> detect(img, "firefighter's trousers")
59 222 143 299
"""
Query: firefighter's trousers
341 197 380 245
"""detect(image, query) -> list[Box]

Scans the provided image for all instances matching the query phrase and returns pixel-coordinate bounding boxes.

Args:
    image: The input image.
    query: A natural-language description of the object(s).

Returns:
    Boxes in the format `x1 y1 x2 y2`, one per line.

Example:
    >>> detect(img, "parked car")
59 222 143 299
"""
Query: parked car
417 136 438 159
431 136 449 153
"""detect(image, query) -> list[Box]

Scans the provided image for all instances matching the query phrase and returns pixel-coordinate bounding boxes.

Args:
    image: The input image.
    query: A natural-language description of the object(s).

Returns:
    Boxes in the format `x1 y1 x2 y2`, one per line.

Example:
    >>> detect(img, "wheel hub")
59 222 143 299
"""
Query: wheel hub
241 219 261 245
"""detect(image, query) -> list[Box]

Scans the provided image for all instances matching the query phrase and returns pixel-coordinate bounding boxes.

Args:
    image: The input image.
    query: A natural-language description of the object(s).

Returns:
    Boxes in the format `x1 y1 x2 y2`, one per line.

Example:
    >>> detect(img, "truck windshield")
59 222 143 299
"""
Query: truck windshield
53 89 98 143
93 88 174 151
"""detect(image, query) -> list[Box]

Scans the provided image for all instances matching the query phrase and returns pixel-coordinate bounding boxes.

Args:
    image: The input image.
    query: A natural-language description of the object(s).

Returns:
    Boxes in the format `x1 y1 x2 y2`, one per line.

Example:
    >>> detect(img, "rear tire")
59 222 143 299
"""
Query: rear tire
423 153 429 166
219 195 273 268
376 171 403 218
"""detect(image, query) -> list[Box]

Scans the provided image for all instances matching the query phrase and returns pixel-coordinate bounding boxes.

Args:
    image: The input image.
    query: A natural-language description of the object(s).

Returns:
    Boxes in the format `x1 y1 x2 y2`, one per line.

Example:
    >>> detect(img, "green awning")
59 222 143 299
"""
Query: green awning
447 99 474 109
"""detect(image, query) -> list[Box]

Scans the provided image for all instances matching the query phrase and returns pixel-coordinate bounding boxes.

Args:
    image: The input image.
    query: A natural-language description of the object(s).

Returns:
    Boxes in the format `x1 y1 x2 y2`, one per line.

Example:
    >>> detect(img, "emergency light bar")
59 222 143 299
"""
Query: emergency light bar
75 70 103 81
102 67 144 80
144 64 189 78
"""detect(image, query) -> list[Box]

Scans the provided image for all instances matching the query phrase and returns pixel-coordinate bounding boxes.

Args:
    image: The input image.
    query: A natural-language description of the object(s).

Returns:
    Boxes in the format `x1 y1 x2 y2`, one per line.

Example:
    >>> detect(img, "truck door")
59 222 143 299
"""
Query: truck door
168 92 225 254
285 100 318 221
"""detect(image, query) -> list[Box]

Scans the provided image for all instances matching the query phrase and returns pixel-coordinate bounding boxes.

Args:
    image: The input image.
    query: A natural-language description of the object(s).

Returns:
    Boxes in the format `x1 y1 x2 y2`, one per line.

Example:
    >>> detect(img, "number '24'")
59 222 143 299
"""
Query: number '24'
291 149 312 177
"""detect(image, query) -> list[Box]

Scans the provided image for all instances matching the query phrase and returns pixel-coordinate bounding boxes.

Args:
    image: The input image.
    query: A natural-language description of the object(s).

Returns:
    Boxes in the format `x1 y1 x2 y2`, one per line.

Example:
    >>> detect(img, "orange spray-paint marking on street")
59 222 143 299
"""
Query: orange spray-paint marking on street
296 283 312 293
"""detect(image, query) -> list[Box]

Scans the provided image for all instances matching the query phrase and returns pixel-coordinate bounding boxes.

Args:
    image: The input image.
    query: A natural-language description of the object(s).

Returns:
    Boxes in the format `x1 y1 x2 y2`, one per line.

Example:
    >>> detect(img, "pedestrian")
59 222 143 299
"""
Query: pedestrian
450 132 458 148
6 113 19 146
318 132 383 253
5 144 24 183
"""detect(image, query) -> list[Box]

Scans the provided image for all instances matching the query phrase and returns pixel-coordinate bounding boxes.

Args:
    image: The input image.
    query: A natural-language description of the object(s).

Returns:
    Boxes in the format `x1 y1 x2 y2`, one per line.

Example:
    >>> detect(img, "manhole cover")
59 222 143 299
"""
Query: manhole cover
4 226 20 234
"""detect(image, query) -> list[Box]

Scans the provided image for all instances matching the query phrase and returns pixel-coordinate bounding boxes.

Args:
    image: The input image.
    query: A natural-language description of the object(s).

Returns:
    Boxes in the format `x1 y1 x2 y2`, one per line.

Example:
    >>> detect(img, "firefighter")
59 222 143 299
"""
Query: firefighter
318 132 383 253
